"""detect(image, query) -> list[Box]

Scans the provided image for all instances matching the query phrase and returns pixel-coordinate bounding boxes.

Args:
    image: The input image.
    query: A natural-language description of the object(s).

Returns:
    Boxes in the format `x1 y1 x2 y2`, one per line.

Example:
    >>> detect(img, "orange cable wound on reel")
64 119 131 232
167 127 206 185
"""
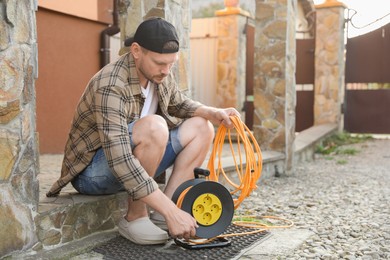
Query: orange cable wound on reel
206 115 263 209
173 116 294 246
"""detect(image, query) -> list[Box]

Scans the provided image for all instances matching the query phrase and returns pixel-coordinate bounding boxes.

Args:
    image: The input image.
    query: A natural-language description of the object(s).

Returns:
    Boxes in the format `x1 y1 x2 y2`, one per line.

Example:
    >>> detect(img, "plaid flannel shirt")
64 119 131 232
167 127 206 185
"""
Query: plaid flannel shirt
46 52 202 200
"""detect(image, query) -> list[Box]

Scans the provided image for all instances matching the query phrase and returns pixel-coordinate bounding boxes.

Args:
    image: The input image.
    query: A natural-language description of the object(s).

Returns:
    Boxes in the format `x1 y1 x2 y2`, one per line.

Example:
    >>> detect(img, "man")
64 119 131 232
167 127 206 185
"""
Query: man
47 17 239 245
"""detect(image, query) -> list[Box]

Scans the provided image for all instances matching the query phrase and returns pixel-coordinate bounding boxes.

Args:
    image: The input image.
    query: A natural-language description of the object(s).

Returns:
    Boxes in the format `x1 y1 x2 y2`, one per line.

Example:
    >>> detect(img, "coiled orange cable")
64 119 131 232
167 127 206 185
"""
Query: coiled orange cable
175 116 294 244
206 115 262 209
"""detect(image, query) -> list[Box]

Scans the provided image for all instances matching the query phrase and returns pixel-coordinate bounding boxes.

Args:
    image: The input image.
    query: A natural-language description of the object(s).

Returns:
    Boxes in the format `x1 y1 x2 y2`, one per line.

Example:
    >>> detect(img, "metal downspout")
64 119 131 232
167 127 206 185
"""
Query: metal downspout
100 0 120 68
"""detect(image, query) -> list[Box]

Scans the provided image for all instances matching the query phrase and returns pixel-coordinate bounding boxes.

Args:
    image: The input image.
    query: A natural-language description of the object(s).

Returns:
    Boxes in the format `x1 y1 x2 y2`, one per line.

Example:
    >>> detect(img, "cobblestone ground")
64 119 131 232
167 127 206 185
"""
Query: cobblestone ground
236 138 390 259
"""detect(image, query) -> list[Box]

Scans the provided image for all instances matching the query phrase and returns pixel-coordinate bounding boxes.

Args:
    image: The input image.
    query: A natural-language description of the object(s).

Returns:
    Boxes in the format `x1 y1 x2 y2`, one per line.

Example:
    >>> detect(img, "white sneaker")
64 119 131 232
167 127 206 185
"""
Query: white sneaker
150 211 168 231
118 217 168 245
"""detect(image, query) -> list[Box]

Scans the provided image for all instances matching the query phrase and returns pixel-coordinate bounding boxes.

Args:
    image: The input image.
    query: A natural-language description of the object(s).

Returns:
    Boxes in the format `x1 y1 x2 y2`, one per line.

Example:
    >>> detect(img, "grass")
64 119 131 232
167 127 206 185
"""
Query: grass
336 159 348 165
315 132 372 155
315 132 372 164
232 214 275 226
336 148 358 155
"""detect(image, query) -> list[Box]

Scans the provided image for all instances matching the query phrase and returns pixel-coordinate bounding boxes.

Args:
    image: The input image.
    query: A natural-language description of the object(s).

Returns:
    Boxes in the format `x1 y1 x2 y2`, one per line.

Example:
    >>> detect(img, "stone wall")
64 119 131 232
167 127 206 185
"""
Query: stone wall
253 0 297 170
314 2 346 129
215 11 249 113
0 0 191 257
0 0 40 257
34 192 128 250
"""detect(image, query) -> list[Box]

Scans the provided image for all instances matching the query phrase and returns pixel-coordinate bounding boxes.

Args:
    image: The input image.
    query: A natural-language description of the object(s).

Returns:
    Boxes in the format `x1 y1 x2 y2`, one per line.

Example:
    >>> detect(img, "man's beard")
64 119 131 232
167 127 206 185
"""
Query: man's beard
139 64 167 84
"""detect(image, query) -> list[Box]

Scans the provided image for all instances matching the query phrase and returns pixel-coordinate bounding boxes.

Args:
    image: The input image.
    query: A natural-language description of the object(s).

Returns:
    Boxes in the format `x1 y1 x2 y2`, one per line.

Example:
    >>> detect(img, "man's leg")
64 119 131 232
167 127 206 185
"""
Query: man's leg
163 117 214 199
125 115 169 221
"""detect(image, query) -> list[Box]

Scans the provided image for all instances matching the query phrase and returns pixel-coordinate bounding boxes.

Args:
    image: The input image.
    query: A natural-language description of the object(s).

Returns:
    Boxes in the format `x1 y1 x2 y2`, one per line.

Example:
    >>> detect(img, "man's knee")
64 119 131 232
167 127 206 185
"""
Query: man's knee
199 117 214 135
188 117 215 141
133 115 169 145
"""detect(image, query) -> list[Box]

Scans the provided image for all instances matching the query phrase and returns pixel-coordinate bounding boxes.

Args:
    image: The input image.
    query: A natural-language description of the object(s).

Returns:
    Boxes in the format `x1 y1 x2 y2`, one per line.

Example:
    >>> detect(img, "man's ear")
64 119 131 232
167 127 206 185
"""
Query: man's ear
130 43 142 59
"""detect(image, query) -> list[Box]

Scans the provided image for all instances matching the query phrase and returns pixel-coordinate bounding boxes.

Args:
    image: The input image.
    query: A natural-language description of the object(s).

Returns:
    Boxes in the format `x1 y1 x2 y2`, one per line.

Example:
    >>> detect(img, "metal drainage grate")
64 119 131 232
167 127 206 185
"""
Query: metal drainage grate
93 225 270 260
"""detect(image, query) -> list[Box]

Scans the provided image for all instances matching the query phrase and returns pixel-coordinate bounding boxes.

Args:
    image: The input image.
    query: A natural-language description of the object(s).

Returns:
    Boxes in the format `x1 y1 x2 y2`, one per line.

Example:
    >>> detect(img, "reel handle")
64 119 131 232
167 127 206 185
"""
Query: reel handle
193 167 210 179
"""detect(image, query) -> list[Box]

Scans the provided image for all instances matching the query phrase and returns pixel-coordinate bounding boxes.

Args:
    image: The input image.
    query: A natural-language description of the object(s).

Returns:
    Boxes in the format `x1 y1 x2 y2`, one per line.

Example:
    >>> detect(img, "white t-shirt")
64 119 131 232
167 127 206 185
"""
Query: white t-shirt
140 81 158 118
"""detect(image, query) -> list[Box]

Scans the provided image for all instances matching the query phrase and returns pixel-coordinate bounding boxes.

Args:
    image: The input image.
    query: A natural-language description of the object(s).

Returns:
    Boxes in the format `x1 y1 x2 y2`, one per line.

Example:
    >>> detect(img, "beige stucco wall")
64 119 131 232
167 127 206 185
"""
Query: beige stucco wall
38 0 113 24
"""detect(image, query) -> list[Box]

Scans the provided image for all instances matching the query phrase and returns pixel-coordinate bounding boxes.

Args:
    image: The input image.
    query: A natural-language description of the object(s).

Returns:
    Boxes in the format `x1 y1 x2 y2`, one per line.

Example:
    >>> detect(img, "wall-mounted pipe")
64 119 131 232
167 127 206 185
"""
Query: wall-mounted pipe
100 0 120 68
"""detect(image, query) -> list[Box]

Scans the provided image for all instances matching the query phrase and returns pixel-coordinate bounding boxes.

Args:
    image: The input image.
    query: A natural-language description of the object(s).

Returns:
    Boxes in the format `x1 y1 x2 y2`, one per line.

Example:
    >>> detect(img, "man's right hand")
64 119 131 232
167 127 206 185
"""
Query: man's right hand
141 189 198 240
164 207 198 240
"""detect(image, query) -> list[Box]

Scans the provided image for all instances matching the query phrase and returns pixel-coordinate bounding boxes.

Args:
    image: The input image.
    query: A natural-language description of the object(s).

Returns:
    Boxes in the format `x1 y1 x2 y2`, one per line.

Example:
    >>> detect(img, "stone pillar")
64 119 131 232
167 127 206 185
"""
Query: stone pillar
118 0 191 91
215 1 251 111
314 0 346 128
253 0 297 171
0 0 40 257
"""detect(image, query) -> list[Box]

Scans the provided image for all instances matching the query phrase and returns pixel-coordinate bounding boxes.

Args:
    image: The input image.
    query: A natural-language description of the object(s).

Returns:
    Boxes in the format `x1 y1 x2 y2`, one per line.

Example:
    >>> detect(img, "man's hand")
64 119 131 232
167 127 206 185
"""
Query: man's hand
194 106 240 129
141 189 198 240
164 207 198 240
212 107 240 128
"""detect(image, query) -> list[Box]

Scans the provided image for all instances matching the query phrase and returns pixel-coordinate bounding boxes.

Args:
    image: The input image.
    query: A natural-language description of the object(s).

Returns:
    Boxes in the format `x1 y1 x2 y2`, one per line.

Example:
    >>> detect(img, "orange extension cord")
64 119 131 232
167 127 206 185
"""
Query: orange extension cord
207 115 262 209
176 116 294 244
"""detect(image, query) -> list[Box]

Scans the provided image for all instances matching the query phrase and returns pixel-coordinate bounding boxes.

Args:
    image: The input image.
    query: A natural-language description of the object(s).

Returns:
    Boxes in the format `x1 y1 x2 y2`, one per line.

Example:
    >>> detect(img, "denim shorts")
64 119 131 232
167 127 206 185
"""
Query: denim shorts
71 122 182 195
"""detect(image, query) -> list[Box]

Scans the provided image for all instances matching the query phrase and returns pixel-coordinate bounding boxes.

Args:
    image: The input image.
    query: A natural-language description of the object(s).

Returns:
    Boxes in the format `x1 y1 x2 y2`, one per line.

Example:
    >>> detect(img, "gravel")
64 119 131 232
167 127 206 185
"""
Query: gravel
236 138 390 259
